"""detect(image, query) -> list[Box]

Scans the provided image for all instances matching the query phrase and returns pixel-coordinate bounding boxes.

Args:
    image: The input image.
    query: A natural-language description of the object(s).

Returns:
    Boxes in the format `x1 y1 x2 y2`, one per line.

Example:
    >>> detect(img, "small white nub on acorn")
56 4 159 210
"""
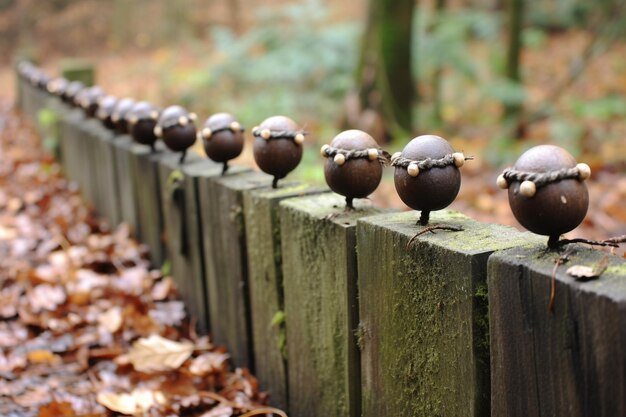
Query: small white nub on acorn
111 113 120 123
368 148 379 161
188 112 197 121
251 126 259 135
320 144 330 157
520 180 536 197
154 126 163 137
294 133 305 145
202 127 212 139
230 121 241 132
150 110 159 120
178 116 188 126
391 151 402 161
407 162 419 177
453 152 465 168
577 163 591 180
261 129 271 140
496 174 509 189
334 153 346 166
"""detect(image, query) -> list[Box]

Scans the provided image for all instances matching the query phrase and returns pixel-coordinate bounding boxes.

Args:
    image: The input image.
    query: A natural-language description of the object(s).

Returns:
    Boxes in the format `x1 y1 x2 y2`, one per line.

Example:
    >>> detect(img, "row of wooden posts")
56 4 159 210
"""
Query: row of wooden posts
16 62 626 417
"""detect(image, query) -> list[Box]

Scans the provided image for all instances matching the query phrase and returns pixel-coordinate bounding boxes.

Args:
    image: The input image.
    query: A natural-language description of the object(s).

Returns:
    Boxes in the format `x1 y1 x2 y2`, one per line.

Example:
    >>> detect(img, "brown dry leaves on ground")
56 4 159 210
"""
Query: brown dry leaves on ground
0 103 282 416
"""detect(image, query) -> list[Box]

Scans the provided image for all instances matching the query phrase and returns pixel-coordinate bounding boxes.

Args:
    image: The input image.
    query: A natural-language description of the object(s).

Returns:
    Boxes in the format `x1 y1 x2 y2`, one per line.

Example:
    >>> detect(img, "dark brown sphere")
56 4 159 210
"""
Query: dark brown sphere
394 135 461 212
62 81 85 105
129 101 159 147
324 129 383 200
111 98 135 134
96 96 118 130
202 113 244 163
47 77 69 97
77 86 104 118
507 145 588 236
253 115 303 179
157 105 197 153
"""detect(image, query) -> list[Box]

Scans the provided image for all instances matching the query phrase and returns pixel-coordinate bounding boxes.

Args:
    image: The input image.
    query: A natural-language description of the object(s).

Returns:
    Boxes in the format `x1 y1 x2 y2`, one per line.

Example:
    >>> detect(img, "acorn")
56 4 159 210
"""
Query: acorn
128 101 160 151
252 115 304 188
62 80 85 106
201 112 245 174
96 95 119 130
321 129 385 209
76 86 104 118
155 105 198 164
393 135 467 225
497 144 589 248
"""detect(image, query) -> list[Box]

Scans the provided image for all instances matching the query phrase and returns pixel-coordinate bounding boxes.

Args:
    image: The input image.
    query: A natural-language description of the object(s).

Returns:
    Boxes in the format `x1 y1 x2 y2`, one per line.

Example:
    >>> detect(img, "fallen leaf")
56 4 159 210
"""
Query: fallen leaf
199 404 234 417
566 265 595 278
97 388 166 415
127 334 194 372
27 349 61 365
189 352 230 376
28 284 66 313
38 400 75 417
99 306 123 333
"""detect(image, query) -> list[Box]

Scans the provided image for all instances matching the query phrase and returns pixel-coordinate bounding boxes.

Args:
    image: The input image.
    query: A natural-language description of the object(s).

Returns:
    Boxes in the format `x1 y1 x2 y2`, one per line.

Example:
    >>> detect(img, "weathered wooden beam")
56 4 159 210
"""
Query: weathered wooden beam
111 134 139 232
280 193 386 417
242 182 328 410
158 153 226 334
128 143 167 267
357 210 541 417
198 170 272 369
489 245 626 417
90 124 121 227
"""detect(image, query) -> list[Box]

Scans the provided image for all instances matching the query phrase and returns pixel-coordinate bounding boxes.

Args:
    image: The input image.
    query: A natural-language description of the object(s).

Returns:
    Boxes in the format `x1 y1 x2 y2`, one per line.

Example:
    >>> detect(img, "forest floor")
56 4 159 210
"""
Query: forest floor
0 103 285 417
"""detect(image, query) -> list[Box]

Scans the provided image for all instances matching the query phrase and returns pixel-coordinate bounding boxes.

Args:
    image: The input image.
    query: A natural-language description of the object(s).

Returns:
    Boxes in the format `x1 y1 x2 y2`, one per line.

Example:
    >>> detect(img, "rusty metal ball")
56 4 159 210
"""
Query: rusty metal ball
507 145 588 236
324 129 383 200
394 135 461 212
202 112 244 163
157 105 197 153
97 95 118 130
253 115 303 179
111 98 135 134
47 77 69 97
129 101 159 147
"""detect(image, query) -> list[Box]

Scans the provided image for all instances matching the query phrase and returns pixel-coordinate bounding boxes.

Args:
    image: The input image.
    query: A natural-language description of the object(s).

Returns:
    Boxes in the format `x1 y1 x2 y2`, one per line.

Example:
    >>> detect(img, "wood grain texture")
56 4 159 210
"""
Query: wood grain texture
128 143 166 267
489 245 626 417
242 182 328 411
158 153 219 334
357 210 541 417
280 193 384 417
198 170 271 370
111 134 139 233
91 123 120 227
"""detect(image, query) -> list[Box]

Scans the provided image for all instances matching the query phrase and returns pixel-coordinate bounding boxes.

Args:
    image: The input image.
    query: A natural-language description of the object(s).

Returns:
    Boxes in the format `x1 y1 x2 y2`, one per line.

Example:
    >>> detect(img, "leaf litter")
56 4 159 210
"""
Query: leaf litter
0 102 284 416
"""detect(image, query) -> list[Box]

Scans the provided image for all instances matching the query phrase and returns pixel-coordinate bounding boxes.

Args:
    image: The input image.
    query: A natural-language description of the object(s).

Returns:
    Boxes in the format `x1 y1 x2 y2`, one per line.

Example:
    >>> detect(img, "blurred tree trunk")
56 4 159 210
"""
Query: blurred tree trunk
228 0 242 34
353 0 416 141
111 0 132 50
432 0 446 126
504 0 524 132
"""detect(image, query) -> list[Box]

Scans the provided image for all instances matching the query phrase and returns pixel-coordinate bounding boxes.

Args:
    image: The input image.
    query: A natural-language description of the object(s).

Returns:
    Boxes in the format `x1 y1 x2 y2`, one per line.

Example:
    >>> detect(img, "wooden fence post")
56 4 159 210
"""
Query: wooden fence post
242 182 328 410
112 134 139 232
158 154 225 334
489 245 626 417
128 143 167 267
198 170 273 369
89 124 121 226
279 193 386 417
356 210 542 417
